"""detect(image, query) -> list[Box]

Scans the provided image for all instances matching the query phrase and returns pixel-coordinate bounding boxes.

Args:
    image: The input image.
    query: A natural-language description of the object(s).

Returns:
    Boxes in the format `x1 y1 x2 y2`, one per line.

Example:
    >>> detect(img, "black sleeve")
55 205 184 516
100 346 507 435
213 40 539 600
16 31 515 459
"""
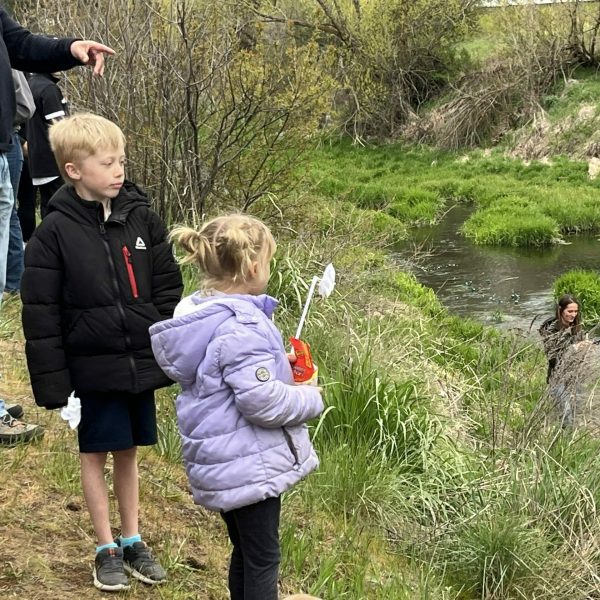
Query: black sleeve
39 83 66 121
1 9 80 73
21 224 71 409
148 211 183 319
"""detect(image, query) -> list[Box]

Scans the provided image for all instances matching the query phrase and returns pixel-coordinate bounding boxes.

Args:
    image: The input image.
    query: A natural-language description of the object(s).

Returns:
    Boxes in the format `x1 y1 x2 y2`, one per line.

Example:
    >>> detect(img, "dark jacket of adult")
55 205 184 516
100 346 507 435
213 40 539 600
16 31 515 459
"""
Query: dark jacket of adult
539 316 584 383
21 181 184 409
0 8 79 152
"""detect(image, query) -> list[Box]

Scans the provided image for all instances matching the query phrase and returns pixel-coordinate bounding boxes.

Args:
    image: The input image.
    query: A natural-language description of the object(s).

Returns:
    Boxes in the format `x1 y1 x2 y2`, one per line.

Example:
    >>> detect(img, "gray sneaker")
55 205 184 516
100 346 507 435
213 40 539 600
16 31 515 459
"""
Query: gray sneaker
93 547 130 592
6 404 23 419
0 414 44 446
122 542 166 585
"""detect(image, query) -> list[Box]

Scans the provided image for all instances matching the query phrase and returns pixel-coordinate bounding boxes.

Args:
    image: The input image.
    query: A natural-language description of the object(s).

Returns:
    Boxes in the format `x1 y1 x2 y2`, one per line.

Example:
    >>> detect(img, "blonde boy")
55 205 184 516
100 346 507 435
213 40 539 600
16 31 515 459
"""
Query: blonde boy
21 113 182 591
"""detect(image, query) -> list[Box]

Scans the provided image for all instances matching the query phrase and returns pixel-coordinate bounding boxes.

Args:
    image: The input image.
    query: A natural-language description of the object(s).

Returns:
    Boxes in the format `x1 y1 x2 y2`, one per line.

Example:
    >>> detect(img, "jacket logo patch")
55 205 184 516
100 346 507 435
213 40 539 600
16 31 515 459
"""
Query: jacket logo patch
255 367 270 382
135 237 147 250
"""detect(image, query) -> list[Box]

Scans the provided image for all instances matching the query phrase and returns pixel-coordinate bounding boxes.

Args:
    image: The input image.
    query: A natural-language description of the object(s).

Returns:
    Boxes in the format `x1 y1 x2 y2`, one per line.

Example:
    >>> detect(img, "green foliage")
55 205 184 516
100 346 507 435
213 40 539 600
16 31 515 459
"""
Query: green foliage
280 517 413 599
23 1 334 219
309 142 600 246
440 511 548 598
553 269 600 325
462 200 559 247
269 0 477 138
154 387 182 464
375 272 444 317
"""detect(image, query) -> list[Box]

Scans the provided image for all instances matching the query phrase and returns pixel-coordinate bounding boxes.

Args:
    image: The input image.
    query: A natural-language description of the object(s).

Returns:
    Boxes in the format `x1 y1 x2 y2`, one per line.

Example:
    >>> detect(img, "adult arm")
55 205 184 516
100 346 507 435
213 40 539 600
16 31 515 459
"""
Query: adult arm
220 326 324 428
2 9 113 75
21 226 72 409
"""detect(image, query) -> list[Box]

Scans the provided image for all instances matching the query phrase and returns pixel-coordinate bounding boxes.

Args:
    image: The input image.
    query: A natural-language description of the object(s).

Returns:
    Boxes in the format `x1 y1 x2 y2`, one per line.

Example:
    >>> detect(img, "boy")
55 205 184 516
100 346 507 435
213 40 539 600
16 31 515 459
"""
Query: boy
21 113 183 592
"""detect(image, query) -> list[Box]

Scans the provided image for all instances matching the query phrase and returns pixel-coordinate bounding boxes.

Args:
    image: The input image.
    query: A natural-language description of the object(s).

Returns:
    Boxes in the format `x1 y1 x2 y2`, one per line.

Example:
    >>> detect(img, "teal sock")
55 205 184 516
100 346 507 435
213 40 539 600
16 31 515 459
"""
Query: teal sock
119 534 142 548
96 542 118 554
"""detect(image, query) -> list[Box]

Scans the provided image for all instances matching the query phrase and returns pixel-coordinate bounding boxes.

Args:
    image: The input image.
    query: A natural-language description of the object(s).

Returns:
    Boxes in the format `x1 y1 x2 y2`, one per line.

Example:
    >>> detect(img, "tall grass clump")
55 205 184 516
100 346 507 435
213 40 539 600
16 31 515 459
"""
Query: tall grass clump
462 199 559 247
154 387 182 464
300 323 442 521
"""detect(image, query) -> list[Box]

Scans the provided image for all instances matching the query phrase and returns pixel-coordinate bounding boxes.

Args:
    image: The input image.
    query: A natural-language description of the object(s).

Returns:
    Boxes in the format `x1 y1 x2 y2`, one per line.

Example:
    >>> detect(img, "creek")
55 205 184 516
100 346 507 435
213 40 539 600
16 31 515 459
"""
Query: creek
395 205 600 331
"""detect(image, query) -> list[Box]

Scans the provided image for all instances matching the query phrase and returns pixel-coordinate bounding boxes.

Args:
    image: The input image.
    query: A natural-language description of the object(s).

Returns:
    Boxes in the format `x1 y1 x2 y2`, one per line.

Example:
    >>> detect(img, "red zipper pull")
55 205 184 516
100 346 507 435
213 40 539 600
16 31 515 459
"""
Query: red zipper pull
122 246 139 298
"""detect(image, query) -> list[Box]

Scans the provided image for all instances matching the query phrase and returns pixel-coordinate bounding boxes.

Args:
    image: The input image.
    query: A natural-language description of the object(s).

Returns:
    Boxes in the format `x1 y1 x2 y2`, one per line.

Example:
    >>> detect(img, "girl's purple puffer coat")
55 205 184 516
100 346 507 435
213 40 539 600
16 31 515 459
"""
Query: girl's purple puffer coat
149 292 323 512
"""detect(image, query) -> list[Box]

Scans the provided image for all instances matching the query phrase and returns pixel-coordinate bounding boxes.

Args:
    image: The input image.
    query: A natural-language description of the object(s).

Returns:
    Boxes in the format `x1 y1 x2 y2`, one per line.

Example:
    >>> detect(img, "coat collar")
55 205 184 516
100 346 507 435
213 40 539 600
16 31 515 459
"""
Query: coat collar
47 180 150 226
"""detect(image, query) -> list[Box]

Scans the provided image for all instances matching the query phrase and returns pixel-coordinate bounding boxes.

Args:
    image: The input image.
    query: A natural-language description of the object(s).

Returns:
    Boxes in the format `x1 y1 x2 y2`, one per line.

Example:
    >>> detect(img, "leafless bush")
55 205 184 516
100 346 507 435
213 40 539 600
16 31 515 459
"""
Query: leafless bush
405 2 573 149
414 53 562 149
567 0 600 66
17 0 331 221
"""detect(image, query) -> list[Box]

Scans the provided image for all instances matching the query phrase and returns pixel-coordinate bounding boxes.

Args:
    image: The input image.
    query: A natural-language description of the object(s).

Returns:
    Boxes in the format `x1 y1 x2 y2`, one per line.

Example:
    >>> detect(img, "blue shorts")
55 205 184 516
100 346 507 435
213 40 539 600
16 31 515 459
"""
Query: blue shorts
77 390 157 453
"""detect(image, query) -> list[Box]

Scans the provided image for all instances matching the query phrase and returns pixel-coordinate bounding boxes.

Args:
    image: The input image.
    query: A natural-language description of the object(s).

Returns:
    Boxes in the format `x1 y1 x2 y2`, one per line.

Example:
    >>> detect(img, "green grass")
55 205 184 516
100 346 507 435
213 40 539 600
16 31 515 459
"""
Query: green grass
309 141 600 246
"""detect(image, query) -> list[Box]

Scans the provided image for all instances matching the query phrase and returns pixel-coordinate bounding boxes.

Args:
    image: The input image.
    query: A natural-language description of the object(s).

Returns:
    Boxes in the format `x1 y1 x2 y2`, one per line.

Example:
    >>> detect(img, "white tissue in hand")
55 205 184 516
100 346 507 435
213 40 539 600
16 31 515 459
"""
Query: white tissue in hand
60 391 81 429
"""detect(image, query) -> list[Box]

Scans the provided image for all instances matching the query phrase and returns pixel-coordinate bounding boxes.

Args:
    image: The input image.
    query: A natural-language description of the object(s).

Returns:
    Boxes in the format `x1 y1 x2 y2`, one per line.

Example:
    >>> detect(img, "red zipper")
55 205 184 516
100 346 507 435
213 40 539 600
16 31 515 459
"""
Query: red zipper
122 246 139 298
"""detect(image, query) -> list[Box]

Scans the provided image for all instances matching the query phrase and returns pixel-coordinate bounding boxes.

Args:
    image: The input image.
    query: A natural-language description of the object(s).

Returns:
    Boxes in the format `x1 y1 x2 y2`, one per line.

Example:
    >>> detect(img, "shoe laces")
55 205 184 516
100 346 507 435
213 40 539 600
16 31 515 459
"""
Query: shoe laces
99 549 124 573
1 414 17 427
136 545 154 562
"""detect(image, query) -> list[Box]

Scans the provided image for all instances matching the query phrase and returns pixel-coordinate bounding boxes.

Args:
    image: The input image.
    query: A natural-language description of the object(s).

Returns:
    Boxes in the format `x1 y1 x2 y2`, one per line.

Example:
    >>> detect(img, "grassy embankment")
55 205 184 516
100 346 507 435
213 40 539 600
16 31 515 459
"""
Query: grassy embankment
5 168 600 598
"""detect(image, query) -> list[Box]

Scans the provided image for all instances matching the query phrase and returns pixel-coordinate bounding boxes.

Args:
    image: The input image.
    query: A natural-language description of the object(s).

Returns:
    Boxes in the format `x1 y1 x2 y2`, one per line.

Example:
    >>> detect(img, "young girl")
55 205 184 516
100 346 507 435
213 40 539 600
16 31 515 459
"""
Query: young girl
149 214 324 600
539 294 586 426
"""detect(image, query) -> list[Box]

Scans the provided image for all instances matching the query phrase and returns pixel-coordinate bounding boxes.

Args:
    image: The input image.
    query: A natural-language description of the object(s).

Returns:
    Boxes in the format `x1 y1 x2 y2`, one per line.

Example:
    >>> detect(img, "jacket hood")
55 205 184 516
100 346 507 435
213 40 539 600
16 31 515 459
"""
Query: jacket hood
47 180 150 226
149 293 279 386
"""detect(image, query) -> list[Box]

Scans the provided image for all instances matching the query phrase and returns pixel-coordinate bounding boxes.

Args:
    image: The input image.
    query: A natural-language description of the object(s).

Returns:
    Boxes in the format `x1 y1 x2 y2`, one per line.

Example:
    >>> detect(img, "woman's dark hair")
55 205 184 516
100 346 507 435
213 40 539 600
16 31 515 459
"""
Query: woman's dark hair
556 293 581 332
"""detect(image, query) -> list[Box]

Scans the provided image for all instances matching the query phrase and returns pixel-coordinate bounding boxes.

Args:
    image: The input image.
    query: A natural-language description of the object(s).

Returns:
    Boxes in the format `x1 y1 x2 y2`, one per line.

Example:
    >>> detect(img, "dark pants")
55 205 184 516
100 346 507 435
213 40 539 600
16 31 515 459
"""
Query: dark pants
17 156 36 242
220 496 281 600
39 176 63 219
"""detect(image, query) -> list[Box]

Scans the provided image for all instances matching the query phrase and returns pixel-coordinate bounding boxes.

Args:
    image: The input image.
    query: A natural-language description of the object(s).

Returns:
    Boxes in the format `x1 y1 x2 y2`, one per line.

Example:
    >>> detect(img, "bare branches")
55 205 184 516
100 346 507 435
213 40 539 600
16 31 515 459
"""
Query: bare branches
20 0 331 220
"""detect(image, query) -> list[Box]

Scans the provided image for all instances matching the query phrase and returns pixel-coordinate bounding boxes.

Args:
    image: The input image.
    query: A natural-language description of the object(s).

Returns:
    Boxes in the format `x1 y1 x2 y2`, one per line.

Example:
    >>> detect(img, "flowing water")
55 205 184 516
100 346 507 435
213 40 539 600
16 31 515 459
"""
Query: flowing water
395 205 600 331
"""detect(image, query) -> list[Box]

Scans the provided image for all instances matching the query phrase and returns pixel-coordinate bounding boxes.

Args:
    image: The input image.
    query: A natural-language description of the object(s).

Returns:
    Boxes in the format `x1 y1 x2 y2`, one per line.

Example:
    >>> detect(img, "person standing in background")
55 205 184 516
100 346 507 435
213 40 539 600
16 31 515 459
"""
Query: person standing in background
539 294 586 427
4 69 34 294
26 71 68 218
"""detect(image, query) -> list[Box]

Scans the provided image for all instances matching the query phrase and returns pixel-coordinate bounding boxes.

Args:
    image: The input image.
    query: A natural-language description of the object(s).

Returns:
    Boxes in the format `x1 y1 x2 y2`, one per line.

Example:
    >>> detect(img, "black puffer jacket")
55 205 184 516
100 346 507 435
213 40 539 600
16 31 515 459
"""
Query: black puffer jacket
21 182 183 408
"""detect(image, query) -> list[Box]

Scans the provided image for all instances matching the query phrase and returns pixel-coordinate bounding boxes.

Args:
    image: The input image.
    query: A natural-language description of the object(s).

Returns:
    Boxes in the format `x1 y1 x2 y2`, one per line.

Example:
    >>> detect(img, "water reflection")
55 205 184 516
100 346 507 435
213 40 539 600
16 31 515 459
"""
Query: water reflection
394 205 600 330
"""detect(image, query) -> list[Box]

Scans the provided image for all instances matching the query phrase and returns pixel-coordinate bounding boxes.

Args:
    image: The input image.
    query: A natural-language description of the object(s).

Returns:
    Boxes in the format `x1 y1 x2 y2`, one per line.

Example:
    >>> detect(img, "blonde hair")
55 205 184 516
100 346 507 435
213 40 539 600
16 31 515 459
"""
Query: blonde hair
171 214 276 290
49 112 126 181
